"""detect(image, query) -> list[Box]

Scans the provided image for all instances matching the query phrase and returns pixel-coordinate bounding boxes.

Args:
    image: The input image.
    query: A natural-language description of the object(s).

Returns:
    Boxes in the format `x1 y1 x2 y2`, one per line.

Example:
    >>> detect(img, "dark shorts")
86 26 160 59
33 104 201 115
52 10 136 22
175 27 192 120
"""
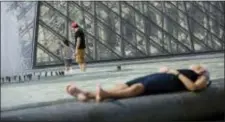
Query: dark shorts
64 59 73 66
125 73 185 95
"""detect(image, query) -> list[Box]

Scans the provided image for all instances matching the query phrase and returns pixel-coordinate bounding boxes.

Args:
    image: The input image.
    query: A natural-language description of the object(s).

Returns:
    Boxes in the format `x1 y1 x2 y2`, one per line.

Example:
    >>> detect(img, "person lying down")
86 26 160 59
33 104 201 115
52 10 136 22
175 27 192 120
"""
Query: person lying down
66 64 211 102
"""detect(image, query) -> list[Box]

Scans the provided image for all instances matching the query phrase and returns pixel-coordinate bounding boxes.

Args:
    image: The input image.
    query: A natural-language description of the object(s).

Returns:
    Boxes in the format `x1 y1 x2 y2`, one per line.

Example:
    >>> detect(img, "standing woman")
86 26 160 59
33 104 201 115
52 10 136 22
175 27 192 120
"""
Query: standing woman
62 39 74 73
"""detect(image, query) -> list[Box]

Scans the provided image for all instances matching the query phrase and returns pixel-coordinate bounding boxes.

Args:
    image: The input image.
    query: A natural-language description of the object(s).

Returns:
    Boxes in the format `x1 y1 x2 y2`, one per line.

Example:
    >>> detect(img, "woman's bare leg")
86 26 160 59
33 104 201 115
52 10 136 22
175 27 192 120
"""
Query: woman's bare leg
66 84 89 102
74 83 129 99
66 83 130 101
96 83 145 102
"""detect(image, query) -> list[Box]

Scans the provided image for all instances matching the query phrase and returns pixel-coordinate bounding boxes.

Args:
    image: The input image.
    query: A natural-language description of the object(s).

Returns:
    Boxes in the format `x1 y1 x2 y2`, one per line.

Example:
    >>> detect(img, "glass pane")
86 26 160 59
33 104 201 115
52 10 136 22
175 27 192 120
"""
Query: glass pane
165 2 179 21
149 1 163 10
121 20 136 46
192 38 208 52
96 22 121 56
126 1 143 13
163 34 173 53
136 32 147 54
69 2 84 26
46 1 67 15
19 20 33 37
121 3 135 27
164 34 189 54
40 4 67 37
96 3 120 35
194 1 206 12
121 3 131 18
165 2 188 30
102 1 119 14
18 8 35 32
202 33 214 49
84 13 94 36
177 1 185 11
209 19 224 39
21 39 33 60
85 35 96 60
82 1 94 15
186 2 208 28
190 20 208 41
135 13 145 33
164 18 178 39
150 45 164 55
171 41 187 54
36 47 62 66
210 2 224 12
209 4 224 27
177 29 192 49
37 25 64 59
177 10 188 30
211 35 223 49
20 27 33 41
146 3 163 27
96 41 120 60
148 23 163 45
123 40 145 58
96 3 109 23
170 1 177 6
164 17 192 50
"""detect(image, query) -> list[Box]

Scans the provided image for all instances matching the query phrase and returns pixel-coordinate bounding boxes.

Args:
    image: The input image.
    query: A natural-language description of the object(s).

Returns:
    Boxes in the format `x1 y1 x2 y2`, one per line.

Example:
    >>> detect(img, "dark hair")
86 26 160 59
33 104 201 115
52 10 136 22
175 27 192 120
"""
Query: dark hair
63 39 69 47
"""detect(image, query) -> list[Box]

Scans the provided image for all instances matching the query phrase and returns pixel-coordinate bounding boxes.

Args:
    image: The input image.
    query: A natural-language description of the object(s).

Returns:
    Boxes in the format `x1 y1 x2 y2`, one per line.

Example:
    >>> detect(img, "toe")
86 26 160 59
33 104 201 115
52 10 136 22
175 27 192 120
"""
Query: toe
96 84 102 102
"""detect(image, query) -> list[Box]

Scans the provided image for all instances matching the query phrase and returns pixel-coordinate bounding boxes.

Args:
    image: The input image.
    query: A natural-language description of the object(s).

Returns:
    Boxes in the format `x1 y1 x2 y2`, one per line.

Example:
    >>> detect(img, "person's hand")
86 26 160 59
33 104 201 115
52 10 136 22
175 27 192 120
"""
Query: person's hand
159 66 169 73
74 50 78 56
167 69 179 75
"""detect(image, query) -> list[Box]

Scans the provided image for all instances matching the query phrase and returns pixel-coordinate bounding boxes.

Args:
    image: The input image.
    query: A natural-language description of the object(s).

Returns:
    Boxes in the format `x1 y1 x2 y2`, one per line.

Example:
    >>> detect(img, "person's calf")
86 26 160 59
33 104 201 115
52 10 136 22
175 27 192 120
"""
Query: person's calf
104 83 144 99
80 63 86 72
127 84 144 96
85 91 96 99
114 83 129 90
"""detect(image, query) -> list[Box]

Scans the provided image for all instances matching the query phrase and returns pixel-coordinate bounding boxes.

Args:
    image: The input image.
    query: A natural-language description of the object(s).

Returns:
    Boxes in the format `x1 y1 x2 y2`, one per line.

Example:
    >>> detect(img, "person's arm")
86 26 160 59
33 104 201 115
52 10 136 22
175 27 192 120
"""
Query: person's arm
178 74 207 91
167 69 208 91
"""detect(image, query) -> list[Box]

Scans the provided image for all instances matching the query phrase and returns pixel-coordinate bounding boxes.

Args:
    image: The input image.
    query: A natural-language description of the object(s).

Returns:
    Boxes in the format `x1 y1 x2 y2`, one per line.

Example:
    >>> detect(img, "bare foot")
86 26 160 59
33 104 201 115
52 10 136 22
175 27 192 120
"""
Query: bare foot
66 84 88 102
96 84 107 102
66 84 72 94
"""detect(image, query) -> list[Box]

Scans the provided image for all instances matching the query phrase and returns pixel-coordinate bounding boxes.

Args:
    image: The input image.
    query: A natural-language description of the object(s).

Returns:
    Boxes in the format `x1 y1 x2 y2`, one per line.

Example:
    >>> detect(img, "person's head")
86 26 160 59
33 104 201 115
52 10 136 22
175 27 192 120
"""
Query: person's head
71 21 79 32
63 39 69 46
189 64 207 75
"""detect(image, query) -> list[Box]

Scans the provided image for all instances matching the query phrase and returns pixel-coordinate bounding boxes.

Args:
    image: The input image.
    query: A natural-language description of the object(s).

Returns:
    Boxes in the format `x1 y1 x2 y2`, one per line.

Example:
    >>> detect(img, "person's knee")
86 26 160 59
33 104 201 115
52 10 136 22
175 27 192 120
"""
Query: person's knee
130 84 144 94
68 86 76 94
115 83 129 89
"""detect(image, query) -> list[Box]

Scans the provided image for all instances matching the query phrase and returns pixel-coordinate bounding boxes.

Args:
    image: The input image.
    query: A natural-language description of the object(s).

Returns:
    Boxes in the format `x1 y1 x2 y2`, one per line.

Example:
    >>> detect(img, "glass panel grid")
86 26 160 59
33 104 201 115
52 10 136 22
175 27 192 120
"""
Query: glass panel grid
31 1 224 67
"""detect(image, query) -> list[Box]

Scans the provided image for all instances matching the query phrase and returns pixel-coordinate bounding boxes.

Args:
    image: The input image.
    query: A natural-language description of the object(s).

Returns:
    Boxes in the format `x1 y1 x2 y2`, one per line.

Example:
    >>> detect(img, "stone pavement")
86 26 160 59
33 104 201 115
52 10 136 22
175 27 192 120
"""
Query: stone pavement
1 53 224 111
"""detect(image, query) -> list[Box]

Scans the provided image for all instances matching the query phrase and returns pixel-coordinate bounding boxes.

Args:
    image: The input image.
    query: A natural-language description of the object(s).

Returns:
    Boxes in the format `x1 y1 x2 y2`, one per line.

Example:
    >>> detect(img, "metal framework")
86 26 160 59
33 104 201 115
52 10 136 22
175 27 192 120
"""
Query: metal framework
3 2 37 70
30 1 224 67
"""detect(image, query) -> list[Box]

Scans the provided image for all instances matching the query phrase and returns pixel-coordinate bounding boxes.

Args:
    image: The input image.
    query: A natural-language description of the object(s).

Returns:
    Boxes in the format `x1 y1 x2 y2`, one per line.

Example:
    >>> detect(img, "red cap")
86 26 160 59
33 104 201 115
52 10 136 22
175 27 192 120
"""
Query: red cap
71 22 78 28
